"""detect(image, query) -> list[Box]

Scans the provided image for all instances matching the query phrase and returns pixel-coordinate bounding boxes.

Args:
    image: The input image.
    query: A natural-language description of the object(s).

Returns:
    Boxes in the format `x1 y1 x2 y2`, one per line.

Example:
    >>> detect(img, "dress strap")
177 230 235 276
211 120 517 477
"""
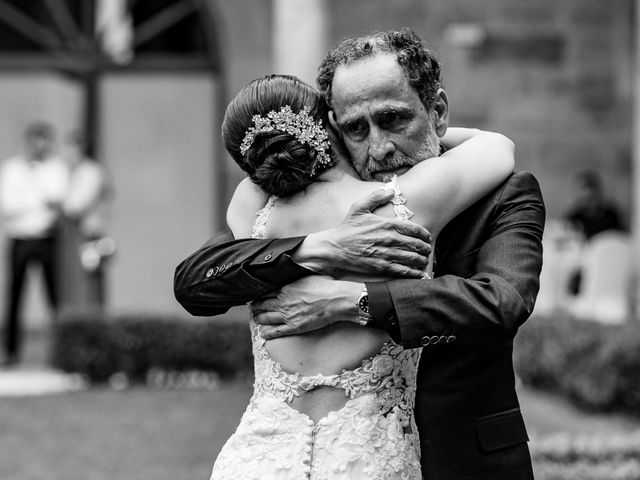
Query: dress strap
384 175 414 221
384 175 432 279
251 195 278 239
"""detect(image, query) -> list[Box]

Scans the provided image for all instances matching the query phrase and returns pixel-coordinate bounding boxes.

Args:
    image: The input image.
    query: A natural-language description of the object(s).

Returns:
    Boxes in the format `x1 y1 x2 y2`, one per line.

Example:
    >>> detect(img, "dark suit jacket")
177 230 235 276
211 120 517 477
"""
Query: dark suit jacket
174 171 545 479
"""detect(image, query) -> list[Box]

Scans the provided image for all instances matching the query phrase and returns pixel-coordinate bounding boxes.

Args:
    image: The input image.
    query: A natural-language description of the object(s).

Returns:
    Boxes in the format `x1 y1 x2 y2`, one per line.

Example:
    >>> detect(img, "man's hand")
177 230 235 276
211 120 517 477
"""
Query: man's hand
293 189 432 278
252 276 361 340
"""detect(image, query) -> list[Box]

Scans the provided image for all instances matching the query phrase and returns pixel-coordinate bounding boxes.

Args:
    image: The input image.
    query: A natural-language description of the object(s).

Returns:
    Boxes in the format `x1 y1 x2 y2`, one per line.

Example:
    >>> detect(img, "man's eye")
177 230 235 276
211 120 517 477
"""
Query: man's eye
379 112 405 128
343 122 368 139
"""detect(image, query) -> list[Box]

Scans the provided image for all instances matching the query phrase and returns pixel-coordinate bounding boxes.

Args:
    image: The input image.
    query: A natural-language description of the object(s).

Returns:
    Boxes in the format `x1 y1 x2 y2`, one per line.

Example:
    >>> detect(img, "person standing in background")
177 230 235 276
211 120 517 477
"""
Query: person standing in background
563 169 625 295
564 169 624 240
0 122 69 366
62 130 115 309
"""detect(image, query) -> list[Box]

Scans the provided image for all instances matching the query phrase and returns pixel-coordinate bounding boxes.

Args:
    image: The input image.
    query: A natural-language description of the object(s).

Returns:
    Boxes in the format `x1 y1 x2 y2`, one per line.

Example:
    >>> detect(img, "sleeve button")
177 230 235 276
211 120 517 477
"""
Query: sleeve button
447 335 457 343
264 253 273 261
205 267 215 278
421 336 431 346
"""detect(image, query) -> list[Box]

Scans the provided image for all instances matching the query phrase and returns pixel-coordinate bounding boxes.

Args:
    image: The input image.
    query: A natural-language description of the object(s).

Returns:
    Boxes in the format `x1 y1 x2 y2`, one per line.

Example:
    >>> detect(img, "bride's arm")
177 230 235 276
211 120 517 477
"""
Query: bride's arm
226 177 270 238
393 128 514 237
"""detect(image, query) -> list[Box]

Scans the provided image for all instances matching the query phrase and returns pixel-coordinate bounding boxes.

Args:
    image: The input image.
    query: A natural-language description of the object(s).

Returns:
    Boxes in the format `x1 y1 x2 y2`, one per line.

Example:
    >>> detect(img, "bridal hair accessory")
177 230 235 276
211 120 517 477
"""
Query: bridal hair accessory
239 105 332 176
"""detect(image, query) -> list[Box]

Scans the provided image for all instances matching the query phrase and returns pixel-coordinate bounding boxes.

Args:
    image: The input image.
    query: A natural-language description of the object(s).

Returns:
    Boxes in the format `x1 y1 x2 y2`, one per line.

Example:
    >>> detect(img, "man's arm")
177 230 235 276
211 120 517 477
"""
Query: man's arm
174 189 432 316
254 172 544 346
173 231 308 316
370 171 545 347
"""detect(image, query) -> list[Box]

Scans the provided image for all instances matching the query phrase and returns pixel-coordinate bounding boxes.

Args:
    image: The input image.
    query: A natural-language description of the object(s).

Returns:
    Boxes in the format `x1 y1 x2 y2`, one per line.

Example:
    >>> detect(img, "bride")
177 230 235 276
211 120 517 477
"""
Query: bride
210 74 515 479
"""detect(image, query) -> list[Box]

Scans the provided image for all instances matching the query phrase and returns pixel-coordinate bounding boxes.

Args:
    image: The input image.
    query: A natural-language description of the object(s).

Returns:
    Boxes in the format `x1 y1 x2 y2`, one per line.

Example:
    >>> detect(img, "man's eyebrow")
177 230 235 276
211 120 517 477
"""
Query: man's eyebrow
337 115 364 128
374 105 413 116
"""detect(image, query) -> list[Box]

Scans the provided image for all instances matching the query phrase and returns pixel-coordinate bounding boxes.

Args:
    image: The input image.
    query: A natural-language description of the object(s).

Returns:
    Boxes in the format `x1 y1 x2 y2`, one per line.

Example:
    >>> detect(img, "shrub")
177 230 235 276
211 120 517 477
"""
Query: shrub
51 309 254 383
515 314 640 415
531 433 640 480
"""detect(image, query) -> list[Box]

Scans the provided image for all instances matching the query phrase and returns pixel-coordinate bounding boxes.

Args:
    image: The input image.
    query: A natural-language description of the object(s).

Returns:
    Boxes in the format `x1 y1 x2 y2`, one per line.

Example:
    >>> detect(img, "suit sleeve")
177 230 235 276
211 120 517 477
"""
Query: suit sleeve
173 230 310 316
375 172 545 347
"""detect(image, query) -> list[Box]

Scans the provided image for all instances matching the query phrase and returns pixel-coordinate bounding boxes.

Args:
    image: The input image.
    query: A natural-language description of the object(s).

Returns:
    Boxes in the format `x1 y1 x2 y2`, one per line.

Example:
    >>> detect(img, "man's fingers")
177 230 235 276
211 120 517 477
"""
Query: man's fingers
374 254 428 276
392 220 432 244
250 298 279 315
347 189 395 216
253 312 286 326
386 264 430 279
370 233 431 257
368 247 428 268
261 324 297 340
387 249 429 270
396 237 431 256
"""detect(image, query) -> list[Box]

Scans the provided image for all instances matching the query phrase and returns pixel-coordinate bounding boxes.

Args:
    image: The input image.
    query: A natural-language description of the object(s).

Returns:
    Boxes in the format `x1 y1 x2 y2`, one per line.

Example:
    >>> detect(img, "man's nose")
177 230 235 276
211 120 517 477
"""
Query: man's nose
367 128 395 162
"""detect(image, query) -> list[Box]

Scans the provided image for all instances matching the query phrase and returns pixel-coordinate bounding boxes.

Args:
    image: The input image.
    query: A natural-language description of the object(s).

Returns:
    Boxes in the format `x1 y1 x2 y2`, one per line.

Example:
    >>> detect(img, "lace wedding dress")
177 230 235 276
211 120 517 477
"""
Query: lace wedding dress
210 179 423 480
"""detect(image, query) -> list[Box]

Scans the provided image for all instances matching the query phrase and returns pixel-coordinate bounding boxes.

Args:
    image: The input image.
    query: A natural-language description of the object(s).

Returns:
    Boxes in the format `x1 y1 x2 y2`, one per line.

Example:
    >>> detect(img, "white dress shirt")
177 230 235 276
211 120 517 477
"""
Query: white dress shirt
0 154 69 239
63 160 112 238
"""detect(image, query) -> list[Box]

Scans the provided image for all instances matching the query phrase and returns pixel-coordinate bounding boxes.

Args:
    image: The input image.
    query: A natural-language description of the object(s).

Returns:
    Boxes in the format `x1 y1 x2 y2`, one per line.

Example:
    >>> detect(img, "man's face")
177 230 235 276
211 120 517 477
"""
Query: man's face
330 53 442 181
26 134 53 161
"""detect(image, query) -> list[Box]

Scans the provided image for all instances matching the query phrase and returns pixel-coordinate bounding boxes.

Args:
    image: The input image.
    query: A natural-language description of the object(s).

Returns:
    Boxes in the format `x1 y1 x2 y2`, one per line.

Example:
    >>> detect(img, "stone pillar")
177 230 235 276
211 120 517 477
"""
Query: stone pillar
272 0 329 86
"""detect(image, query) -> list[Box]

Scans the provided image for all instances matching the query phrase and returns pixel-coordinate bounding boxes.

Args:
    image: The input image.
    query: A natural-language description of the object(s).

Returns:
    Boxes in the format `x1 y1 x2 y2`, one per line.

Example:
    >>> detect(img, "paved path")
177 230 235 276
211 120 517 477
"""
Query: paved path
0 367 86 397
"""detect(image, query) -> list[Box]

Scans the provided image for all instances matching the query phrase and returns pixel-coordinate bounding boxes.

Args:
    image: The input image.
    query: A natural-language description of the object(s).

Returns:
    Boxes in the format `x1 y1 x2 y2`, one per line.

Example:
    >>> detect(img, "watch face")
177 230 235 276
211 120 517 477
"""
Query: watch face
358 295 369 314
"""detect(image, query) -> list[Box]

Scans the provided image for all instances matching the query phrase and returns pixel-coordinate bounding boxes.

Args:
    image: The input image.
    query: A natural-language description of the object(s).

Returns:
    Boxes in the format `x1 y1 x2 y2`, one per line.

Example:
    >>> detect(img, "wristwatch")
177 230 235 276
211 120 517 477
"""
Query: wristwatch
357 285 372 326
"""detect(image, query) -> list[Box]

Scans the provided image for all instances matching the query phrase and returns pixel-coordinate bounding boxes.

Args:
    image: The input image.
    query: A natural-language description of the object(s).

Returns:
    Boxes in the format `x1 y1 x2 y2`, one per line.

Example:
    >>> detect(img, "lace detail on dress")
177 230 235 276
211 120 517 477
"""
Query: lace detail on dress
384 175 414 221
251 195 278 239
210 190 423 480
211 322 422 480
250 323 420 421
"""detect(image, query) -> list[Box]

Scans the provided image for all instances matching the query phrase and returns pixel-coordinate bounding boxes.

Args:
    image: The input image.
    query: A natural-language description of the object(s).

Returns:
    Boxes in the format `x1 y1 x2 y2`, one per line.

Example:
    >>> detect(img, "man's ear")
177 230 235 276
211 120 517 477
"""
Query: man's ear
327 110 350 162
328 110 341 135
433 88 449 138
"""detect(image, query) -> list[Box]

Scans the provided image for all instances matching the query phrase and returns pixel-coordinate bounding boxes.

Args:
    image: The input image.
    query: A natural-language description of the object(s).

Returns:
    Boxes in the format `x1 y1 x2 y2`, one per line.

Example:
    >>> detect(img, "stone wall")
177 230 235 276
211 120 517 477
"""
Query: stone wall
321 0 634 220
221 0 634 219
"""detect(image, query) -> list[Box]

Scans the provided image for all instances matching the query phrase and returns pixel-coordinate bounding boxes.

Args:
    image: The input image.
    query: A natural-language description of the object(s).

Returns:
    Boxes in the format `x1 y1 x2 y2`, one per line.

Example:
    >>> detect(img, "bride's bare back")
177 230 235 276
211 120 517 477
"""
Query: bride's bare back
246 174 400 421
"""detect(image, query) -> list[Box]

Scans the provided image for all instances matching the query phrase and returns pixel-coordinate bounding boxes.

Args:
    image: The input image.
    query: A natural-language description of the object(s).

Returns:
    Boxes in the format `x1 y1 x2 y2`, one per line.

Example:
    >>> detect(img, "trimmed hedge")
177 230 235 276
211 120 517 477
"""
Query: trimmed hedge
53 309 640 416
514 314 640 415
51 310 253 383
531 433 640 480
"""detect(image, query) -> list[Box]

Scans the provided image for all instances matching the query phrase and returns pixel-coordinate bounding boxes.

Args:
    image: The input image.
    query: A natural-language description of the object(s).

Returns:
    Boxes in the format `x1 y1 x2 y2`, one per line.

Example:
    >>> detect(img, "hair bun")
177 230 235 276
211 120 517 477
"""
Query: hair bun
245 130 315 197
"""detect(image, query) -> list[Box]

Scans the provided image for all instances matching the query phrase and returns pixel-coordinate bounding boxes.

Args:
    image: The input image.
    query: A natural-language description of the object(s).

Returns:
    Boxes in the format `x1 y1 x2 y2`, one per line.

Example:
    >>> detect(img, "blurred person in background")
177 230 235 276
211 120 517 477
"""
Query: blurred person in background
62 130 115 308
176 28 544 480
563 170 624 295
564 169 624 240
0 121 69 366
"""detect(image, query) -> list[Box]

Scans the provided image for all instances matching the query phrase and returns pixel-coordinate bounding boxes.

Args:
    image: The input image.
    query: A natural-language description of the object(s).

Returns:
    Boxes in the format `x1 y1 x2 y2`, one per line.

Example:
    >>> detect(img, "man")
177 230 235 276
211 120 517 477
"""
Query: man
564 169 624 240
175 29 545 479
563 169 624 295
0 122 69 366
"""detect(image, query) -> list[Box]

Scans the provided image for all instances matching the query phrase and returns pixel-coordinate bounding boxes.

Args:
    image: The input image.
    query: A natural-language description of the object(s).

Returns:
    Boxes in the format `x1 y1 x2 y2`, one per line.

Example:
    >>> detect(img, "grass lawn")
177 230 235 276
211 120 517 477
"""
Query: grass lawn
2 381 639 480
2 330 639 480
517 382 640 438
0 384 252 480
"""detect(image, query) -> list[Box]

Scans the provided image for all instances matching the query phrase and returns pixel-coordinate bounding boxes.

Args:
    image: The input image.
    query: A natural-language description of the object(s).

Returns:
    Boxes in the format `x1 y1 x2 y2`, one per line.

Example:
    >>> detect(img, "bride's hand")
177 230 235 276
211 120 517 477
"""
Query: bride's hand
252 276 362 339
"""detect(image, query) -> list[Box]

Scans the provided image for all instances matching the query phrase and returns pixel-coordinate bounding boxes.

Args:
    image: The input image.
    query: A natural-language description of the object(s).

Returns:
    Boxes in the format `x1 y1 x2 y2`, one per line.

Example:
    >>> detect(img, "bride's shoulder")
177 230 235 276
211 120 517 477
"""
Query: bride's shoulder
227 178 269 238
